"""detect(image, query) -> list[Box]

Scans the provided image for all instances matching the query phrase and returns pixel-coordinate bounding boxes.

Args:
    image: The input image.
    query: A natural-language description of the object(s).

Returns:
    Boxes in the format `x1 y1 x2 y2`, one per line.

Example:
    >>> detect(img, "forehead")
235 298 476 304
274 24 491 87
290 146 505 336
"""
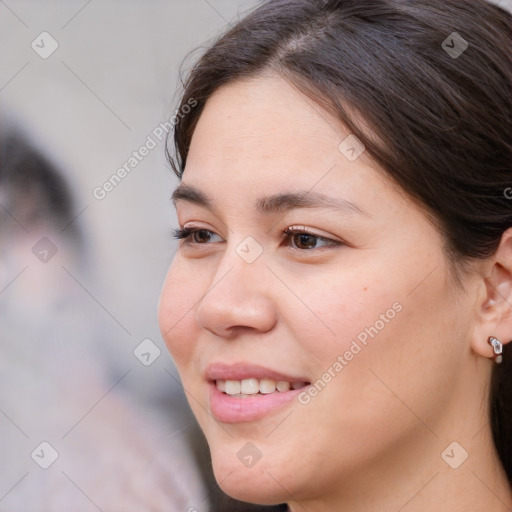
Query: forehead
180 74 412 224
190 76 342 163
186 75 365 184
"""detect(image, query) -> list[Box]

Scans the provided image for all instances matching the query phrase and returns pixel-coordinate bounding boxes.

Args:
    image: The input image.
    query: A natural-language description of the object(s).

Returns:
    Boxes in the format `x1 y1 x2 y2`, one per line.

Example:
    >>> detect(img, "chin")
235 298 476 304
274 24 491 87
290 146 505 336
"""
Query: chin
210 444 290 505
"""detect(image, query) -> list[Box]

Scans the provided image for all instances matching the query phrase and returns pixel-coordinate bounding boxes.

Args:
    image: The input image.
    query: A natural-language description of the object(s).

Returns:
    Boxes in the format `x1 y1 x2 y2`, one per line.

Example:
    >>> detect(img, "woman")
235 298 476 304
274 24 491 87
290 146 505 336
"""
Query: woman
158 0 512 509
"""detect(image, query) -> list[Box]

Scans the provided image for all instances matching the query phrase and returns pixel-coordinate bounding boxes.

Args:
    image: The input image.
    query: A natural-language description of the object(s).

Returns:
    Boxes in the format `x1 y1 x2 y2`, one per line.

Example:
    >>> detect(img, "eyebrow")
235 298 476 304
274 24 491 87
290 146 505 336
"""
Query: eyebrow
171 183 369 217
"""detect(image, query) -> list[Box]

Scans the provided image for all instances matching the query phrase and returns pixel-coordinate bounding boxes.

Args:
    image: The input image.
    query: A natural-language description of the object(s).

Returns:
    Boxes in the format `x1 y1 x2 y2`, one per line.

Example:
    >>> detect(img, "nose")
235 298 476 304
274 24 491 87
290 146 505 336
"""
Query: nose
195 249 278 339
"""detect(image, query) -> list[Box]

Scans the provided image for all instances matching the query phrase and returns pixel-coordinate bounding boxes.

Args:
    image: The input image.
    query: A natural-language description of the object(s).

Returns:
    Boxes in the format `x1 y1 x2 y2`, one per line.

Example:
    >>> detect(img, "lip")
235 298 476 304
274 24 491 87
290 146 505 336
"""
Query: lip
208 382 308 423
205 362 310 423
204 361 309 383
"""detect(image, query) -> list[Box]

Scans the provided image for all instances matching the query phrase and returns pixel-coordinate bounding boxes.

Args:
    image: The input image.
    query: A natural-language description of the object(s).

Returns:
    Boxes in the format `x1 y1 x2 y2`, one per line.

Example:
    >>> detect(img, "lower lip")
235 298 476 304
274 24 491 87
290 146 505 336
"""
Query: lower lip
208 381 307 423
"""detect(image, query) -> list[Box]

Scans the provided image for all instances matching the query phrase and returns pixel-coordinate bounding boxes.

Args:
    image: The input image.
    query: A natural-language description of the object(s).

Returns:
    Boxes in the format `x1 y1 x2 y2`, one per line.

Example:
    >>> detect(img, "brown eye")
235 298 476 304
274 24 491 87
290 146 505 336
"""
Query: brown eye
292 233 318 250
284 227 340 251
192 229 214 243
173 227 222 244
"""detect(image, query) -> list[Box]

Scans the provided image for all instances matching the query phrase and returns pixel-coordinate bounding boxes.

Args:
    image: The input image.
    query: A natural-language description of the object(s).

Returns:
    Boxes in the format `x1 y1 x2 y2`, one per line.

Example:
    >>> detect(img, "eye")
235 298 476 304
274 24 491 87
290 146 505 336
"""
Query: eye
172 225 342 250
283 226 341 250
172 227 222 244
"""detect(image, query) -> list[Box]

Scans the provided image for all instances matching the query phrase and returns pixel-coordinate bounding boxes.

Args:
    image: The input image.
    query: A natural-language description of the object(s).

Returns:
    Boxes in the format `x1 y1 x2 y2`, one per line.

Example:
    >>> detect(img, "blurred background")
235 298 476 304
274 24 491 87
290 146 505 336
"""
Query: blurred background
1 0 511 511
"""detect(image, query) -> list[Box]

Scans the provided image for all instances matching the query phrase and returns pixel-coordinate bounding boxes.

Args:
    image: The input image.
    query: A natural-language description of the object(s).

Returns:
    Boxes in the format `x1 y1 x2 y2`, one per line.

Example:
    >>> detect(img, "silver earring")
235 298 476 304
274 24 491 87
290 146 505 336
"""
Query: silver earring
488 336 503 364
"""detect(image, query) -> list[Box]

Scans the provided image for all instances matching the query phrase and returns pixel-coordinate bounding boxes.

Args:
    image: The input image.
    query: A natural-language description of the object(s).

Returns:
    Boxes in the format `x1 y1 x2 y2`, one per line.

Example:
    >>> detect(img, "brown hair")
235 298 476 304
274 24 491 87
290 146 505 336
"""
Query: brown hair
167 0 512 484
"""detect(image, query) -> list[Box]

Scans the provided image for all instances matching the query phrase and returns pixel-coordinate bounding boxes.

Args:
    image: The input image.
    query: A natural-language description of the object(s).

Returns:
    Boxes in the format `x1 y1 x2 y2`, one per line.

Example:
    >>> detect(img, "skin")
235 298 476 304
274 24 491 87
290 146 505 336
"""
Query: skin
158 74 512 511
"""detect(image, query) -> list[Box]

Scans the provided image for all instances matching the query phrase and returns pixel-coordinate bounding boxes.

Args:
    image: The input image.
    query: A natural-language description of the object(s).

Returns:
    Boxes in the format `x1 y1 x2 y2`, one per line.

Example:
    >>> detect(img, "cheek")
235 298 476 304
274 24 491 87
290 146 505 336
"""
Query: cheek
323 265 458 434
285 251 456 422
277 261 400 364
158 257 204 366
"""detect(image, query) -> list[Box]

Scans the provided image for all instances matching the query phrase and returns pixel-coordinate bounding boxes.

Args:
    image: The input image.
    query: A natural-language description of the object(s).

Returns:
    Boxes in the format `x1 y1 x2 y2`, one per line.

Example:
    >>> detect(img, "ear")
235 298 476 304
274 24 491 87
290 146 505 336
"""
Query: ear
471 227 512 361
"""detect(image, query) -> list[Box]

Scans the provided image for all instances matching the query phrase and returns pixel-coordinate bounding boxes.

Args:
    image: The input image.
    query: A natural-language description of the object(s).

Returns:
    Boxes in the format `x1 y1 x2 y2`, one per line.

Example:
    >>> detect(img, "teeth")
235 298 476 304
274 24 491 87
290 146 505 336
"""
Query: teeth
224 380 241 395
259 378 276 394
276 381 291 392
216 378 307 396
240 378 259 394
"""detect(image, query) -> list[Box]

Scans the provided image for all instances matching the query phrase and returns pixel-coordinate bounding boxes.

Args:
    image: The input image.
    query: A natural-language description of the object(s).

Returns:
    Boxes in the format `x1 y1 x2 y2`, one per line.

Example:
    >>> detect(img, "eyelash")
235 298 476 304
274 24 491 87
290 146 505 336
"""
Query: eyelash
172 226 342 250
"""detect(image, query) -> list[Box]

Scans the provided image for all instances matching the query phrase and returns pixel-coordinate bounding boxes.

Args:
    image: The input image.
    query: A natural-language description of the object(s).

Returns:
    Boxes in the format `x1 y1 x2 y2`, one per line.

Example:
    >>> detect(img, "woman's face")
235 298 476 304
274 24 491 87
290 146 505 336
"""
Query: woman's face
158 75 478 505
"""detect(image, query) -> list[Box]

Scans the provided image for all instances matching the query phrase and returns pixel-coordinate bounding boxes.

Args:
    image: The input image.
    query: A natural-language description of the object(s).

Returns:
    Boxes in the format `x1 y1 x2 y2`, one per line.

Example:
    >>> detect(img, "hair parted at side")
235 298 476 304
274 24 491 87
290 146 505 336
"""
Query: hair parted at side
167 0 512 484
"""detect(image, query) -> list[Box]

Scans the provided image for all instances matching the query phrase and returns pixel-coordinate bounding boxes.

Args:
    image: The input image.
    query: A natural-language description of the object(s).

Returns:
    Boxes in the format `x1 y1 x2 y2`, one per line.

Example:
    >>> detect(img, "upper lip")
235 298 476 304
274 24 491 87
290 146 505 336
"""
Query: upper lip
205 362 310 383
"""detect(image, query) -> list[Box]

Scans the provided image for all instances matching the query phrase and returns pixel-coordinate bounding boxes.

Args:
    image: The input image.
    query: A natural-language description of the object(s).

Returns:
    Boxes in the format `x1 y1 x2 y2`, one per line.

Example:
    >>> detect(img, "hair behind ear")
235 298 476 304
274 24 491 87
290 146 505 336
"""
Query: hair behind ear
490 343 512 483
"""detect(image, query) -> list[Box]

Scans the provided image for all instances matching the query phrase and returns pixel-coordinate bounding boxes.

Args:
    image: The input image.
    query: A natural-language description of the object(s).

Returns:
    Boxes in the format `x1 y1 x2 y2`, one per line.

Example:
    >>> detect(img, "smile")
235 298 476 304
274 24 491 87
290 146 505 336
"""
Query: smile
216 378 308 397
205 362 311 422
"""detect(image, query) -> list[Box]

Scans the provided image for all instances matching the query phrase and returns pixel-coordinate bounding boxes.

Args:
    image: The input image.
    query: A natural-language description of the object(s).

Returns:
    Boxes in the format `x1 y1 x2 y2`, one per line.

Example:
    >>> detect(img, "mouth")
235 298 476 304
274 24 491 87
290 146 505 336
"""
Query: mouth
215 377 309 397
205 362 311 423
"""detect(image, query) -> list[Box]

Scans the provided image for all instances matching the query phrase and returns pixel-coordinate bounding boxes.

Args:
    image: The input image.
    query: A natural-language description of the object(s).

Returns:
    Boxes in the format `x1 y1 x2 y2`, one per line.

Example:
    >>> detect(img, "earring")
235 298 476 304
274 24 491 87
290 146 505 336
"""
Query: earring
488 336 503 364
